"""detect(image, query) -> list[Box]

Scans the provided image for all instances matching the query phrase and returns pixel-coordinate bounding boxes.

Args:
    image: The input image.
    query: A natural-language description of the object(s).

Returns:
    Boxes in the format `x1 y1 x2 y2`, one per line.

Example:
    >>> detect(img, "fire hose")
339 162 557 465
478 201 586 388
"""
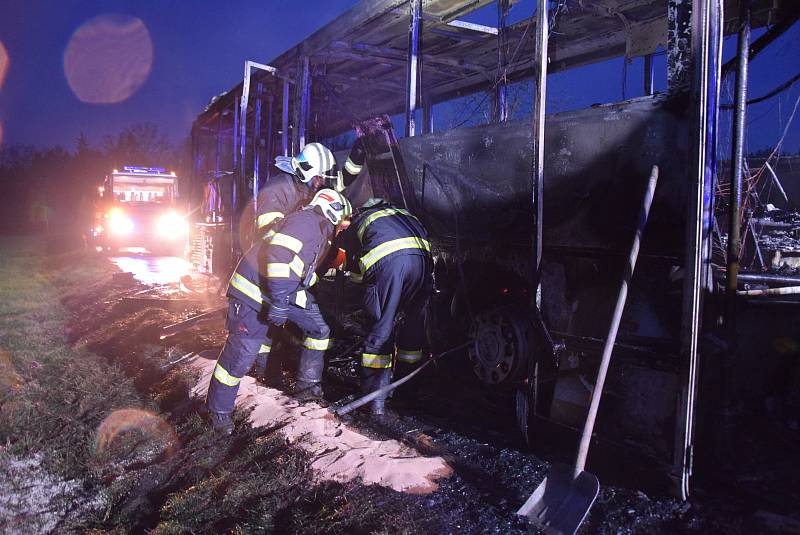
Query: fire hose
331 340 473 416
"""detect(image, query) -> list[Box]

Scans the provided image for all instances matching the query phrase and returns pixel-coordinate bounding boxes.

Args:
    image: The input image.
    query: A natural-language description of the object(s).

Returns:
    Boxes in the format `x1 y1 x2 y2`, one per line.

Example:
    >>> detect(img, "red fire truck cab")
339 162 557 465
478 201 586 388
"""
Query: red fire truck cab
91 166 187 255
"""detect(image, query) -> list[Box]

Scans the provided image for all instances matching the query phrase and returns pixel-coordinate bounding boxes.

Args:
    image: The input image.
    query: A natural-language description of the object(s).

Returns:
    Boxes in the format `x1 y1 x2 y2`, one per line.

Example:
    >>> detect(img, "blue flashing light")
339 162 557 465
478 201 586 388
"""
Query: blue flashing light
122 166 167 174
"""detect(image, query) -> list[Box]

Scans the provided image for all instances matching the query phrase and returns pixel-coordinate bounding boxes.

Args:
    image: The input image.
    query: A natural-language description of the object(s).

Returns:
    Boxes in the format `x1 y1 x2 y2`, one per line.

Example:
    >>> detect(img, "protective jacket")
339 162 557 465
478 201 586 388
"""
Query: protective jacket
262 207 333 309
255 172 313 233
339 201 431 283
225 242 267 314
227 207 332 311
341 136 368 189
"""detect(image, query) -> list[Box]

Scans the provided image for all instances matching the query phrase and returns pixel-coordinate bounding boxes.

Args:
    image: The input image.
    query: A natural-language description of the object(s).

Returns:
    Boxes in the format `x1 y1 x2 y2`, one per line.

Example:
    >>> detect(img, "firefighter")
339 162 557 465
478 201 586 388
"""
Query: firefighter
206 188 352 435
253 139 366 377
252 142 336 379
337 198 433 416
256 142 336 234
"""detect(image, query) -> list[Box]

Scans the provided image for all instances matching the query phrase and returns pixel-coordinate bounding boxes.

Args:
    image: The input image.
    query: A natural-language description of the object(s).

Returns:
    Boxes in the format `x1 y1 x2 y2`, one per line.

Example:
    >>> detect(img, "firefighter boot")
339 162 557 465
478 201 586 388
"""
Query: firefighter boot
252 352 267 379
254 350 284 389
292 350 324 401
292 381 323 401
207 410 233 436
361 367 392 416
391 361 420 406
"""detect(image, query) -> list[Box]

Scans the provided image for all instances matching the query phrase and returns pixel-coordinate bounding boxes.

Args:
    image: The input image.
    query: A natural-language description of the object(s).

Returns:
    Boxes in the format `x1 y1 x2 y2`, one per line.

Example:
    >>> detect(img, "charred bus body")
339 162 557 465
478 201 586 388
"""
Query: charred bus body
188 0 799 498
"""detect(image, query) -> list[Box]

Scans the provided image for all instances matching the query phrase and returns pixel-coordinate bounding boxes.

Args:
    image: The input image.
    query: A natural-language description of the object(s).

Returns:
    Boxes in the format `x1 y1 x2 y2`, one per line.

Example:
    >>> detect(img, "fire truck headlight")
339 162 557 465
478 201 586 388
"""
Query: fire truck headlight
157 212 188 239
108 210 134 235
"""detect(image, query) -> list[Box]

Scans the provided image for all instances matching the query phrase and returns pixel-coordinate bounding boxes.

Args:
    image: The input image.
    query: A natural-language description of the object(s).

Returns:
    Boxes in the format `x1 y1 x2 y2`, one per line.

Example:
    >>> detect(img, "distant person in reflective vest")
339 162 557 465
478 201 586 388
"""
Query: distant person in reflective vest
336 198 433 416
205 189 352 435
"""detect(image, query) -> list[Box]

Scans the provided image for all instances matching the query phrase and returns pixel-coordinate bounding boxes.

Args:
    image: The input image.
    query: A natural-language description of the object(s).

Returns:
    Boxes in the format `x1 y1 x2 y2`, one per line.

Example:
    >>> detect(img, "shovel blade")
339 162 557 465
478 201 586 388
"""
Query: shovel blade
517 463 600 535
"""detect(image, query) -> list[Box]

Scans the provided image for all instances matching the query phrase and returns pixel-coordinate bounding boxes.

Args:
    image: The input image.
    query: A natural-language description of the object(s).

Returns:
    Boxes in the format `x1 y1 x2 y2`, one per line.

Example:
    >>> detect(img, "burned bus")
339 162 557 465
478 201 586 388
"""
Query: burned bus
187 0 799 499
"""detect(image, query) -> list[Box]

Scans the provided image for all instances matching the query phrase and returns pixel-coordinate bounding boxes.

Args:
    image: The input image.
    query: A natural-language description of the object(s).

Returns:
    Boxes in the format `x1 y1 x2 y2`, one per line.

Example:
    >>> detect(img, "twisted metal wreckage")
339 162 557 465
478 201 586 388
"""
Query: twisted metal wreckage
185 0 799 501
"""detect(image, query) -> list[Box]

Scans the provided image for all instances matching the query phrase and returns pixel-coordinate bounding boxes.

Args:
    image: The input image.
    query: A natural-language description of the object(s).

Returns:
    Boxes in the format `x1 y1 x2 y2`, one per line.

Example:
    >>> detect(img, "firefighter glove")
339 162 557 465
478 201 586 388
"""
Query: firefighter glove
267 304 289 327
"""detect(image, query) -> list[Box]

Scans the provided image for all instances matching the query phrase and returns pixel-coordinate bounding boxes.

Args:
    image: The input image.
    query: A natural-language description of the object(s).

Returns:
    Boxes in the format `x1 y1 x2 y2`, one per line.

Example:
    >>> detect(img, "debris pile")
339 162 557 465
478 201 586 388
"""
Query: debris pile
752 208 800 272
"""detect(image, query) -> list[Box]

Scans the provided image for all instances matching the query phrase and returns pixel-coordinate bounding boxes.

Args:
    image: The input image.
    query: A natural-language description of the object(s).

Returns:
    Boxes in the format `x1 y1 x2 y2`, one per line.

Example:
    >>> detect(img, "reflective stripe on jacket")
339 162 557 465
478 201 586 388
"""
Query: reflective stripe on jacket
262 208 333 308
339 201 431 281
225 243 267 310
341 136 368 188
255 173 312 231
225 208 331 311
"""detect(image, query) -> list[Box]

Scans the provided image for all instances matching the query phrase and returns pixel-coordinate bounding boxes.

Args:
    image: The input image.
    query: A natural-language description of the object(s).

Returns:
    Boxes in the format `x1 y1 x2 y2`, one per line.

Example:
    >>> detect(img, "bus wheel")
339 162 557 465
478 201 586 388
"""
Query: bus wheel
467 306 532 389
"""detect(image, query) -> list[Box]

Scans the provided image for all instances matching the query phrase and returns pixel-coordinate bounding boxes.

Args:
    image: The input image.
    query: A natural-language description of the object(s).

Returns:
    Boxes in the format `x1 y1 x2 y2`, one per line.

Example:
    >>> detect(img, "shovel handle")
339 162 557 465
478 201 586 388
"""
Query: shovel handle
573 165 659 476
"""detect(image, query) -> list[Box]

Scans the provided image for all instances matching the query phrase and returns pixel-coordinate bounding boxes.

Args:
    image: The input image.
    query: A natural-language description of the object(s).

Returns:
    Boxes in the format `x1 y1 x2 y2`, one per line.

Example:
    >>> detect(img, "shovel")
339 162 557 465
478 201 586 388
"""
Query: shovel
517 165 659 534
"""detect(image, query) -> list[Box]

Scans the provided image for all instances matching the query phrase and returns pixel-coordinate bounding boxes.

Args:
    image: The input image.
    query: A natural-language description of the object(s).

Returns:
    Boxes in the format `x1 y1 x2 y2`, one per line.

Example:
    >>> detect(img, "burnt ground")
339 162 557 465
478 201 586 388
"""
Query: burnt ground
321 330 800 534
3 244 799 534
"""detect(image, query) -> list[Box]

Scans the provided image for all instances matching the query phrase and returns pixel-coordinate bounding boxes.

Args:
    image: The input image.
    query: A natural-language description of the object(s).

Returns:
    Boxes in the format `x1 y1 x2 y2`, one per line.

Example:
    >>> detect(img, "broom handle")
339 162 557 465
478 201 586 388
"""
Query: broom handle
574 165 659 477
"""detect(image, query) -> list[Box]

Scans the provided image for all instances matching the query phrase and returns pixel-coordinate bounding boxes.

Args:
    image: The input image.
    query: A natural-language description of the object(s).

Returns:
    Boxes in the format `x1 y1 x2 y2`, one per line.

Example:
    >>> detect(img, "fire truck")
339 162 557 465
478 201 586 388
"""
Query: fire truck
91 166 187 255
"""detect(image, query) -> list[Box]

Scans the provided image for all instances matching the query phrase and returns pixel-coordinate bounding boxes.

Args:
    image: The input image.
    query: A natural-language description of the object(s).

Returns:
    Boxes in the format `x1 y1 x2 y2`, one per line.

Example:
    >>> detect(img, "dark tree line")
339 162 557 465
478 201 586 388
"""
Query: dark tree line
0 123 189 237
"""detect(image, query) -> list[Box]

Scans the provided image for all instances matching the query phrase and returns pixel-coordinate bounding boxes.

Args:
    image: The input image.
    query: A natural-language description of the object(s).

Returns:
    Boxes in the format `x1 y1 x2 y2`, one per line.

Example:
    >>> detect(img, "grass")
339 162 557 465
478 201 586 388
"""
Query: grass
0 237 143 479
0 236 434 534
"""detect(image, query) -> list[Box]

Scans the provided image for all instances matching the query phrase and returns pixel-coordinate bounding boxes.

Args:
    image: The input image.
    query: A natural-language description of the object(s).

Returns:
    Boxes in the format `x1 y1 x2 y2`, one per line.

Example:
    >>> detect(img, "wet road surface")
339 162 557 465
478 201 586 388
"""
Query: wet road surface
109 250 192 285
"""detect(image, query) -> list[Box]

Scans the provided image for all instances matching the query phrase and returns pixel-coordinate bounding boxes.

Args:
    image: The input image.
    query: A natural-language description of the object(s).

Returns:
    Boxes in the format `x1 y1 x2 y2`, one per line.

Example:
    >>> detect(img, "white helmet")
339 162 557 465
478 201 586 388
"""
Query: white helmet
291 142 336 183
309 189 352 225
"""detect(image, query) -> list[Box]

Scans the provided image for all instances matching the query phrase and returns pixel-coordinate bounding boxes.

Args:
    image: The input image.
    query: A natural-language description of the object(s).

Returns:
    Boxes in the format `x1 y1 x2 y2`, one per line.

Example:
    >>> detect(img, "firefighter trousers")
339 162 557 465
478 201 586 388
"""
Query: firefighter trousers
361 254 431 391
207 298 331 414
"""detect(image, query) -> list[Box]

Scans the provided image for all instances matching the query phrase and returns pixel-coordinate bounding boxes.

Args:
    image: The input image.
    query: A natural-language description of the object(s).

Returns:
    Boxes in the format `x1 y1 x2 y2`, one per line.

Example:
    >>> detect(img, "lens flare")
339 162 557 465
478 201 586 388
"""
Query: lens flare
0 41 8 90
63 14 153 104
95 408 179 459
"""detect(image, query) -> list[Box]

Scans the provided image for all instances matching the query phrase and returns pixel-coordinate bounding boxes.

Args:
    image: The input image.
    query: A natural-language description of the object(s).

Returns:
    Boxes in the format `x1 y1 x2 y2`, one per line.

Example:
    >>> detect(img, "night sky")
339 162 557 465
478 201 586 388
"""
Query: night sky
0 0 357 149
0 1 797 154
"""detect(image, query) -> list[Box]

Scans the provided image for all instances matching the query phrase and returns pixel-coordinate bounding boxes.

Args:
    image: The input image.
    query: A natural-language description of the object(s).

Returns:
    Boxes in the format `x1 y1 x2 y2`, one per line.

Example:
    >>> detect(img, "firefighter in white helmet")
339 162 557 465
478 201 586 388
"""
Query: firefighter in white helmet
256 142 337 236
252 142 340 380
